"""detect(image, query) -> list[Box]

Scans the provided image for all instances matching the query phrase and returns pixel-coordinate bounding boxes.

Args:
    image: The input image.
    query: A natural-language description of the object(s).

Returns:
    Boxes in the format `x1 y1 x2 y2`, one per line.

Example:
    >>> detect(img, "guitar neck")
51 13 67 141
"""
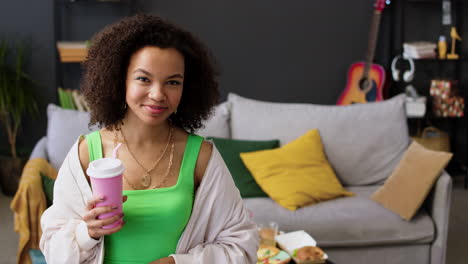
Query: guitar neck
363 10 383 77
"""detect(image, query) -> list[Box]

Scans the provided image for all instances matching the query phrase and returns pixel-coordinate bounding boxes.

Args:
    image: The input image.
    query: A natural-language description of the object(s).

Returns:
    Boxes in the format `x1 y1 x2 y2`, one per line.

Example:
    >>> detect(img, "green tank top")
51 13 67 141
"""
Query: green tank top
85 131 203 264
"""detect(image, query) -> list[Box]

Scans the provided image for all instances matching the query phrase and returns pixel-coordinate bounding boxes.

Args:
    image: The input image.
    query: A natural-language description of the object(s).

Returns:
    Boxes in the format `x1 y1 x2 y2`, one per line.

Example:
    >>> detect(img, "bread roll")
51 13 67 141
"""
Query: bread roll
295 246 324 261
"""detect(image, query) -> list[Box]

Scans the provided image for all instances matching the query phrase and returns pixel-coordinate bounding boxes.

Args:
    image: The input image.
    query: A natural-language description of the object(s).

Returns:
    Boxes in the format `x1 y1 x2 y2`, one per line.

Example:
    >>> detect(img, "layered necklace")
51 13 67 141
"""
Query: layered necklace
115 126 175 189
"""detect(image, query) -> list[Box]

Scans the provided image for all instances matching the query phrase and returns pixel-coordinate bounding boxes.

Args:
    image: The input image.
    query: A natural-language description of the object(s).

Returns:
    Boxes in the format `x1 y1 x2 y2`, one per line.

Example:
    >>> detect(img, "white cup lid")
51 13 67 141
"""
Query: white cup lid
86 157 125 179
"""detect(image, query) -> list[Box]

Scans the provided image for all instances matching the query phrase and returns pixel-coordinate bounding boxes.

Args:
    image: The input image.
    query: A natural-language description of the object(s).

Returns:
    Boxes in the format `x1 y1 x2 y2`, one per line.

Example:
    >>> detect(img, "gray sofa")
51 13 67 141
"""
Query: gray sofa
31 93 451 264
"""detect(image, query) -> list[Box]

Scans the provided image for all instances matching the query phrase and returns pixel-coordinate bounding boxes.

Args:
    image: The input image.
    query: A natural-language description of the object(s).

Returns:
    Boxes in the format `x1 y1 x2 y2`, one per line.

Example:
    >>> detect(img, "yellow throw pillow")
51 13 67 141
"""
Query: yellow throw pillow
240 129 353 210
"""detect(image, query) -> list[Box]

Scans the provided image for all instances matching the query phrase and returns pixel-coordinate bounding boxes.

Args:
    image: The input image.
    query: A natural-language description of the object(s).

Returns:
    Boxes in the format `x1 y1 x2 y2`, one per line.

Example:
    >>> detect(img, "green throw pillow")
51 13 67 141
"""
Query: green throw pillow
40 172 55 207
207 137 280 198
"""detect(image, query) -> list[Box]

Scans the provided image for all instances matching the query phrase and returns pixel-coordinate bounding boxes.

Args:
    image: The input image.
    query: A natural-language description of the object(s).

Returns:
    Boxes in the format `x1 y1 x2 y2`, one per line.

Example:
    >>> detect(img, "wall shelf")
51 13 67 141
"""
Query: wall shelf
414 57 467 62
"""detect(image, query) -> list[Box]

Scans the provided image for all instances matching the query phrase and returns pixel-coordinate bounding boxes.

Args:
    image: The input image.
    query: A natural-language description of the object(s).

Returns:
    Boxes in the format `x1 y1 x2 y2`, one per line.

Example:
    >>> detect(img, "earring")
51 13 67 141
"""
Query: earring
174 108 178 114
124 103 127 110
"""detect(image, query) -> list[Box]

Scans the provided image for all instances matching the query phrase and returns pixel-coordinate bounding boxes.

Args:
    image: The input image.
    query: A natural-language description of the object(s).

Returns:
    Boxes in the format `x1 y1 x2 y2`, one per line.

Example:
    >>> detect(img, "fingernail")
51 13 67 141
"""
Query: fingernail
99 196 105 201
112 206 118 210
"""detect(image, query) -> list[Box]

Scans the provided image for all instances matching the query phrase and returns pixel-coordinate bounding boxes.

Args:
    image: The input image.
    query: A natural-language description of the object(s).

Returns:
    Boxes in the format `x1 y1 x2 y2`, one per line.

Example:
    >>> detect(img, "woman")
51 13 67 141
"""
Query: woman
40 14 259 264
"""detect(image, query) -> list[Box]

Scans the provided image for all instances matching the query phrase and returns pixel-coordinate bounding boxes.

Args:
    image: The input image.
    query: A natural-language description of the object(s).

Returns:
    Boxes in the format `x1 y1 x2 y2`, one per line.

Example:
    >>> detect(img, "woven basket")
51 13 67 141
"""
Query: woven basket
411 126 450 152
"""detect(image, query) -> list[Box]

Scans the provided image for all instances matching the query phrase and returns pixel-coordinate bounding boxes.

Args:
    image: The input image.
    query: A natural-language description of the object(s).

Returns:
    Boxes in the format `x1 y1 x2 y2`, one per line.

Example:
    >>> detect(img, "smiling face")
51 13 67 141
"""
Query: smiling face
125 46 185 127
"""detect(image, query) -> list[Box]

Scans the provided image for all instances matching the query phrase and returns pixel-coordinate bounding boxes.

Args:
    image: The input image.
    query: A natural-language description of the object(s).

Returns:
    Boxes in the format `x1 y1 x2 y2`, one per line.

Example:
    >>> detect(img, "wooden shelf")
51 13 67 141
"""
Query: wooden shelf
414 57 468 62
56 41 88 63
407 0 463 3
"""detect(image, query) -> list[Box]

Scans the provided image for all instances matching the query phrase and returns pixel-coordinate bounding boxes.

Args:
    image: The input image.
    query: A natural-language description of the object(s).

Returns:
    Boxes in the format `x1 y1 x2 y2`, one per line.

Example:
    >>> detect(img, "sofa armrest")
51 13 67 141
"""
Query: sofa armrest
29 137 48 160
428 171 452 264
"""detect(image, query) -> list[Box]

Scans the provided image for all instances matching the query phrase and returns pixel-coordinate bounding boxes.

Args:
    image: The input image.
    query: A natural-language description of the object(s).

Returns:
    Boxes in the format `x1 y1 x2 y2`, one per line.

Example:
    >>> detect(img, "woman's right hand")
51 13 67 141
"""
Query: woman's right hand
83 195 127 240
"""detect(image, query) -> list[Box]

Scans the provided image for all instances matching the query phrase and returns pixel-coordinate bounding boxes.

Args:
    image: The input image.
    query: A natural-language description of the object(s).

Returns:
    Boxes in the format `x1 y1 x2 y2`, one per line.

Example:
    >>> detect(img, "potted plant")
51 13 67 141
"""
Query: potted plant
0 39 39 196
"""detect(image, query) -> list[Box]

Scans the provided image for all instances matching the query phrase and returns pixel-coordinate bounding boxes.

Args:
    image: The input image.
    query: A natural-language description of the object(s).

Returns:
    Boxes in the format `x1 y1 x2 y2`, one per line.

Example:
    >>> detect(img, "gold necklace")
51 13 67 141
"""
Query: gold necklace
114 131 141 190
149 138 174 189
118 126 172 188
124 132 175 190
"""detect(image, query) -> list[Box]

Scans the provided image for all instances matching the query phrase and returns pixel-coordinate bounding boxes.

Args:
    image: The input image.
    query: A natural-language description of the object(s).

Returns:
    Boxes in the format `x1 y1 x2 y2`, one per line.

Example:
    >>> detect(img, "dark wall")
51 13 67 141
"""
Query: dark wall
139 0 387 104
2 0 466 160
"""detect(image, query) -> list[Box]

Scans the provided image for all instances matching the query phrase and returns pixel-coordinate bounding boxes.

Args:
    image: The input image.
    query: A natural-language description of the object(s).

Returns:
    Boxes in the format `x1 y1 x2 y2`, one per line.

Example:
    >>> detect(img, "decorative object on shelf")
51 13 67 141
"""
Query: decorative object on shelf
56 41 88 63
72 90 90 111
57 87 89 111
412 126 450 152
437 35 447 59
430 79 464 117
433 96 464 117
447 27 462 60
429 79 456 100
402 41 436 59
391 55 424 117
336 0 389 105
391 55 415 83
405 84 426 118
405 96 426 118
0 39 39 196
441 0 452 26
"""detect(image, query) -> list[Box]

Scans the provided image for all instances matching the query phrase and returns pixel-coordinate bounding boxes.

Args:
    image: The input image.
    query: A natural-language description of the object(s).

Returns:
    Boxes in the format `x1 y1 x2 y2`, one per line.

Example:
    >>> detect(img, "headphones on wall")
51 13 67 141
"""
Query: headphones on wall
391 55 415 83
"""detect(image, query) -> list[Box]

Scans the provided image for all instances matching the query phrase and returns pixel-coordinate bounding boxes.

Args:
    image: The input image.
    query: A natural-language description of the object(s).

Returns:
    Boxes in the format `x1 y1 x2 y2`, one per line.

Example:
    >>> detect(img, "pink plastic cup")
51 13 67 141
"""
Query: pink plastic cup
87 157 125 229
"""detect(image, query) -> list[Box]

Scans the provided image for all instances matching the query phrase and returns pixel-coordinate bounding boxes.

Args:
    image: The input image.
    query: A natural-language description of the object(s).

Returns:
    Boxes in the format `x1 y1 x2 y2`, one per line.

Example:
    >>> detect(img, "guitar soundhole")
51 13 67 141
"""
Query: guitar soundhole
359 78 378 102
359 78 372 92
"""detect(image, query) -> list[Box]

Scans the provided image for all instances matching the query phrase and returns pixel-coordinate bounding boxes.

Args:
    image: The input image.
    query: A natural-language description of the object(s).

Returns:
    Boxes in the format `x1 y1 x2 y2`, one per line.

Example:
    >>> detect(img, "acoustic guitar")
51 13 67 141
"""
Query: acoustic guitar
337 0 388 105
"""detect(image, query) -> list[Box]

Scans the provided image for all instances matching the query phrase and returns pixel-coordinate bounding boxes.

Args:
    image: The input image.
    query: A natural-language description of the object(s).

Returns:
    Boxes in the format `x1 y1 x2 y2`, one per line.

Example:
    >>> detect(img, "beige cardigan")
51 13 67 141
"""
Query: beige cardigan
40 137 259 264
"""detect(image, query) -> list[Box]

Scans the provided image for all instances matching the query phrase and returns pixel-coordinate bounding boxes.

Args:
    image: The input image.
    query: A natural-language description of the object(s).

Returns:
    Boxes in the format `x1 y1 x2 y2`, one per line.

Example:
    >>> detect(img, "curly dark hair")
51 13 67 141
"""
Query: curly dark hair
81 14 219 133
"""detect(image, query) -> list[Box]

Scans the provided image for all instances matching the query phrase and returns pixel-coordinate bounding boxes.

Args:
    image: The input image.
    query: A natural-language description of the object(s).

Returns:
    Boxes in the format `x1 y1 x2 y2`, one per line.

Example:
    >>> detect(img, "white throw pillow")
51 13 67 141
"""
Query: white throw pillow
46 104 98 170
195 101 231 138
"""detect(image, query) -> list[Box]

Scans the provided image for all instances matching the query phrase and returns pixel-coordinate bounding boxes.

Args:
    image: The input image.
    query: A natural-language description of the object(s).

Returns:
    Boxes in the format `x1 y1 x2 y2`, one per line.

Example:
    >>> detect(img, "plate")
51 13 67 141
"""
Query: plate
256 250 291 264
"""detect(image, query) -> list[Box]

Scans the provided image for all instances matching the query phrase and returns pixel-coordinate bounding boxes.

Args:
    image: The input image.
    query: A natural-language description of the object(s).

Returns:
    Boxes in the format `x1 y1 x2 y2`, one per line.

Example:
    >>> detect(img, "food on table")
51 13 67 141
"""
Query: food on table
257 246 280 260
256 246 291 264
294 246 325 262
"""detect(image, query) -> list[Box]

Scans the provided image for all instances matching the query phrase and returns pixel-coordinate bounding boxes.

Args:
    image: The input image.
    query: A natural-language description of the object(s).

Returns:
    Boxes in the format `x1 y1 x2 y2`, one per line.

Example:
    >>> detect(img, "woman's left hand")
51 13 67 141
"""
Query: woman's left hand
148 256 175 264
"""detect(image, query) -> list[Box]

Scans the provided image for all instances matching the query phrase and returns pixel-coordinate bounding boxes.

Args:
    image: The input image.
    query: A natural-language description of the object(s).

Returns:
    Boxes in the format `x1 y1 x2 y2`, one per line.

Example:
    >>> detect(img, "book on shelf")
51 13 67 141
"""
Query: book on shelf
403 51 436 59
403 41 437 50
58 88 89 111
403 41 437 59
56 41 88 62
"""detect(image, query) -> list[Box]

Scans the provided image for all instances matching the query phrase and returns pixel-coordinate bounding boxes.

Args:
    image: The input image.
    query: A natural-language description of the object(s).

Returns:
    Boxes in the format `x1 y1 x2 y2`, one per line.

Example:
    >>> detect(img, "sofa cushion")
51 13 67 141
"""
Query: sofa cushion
207 137 279 198
228 93 410 186
240 129 353 210
371 141 452 220
244 185 434 247
46 104 97 170
196 101 231 138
